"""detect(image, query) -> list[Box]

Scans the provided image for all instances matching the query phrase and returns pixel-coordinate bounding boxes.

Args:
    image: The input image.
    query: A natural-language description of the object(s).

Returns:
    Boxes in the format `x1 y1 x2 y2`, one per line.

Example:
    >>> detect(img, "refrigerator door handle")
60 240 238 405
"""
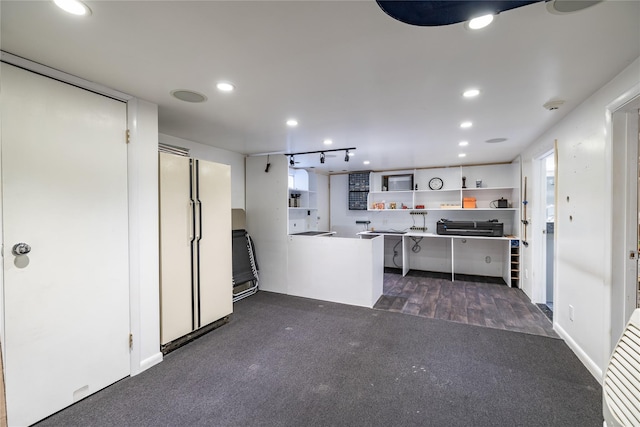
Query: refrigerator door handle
195 200 202 241
188 200 195 242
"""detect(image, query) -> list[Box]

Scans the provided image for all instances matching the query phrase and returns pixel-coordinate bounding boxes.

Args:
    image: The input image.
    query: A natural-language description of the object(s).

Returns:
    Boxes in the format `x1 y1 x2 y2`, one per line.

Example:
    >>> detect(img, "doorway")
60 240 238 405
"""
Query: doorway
637 108 640 311
533 149 556 320
543 152 556 314
609 93 639 352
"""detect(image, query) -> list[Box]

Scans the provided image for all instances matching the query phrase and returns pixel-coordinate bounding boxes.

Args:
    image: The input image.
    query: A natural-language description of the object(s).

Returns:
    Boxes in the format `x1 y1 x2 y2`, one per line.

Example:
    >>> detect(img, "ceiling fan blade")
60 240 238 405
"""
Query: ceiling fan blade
376 1 542 26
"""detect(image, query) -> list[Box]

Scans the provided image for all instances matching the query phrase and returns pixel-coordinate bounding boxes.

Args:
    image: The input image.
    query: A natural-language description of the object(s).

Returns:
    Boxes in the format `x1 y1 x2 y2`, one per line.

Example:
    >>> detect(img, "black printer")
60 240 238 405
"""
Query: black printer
436 219 504 237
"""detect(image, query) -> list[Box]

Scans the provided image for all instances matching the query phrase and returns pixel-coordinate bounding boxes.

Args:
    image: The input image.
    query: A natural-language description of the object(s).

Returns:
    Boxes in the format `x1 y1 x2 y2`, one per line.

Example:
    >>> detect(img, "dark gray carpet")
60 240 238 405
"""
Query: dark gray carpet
36 291 602 427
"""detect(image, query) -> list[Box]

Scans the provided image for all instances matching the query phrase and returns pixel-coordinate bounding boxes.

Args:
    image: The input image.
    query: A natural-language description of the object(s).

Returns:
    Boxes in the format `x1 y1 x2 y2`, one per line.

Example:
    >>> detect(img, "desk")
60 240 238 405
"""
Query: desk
358 231 515 285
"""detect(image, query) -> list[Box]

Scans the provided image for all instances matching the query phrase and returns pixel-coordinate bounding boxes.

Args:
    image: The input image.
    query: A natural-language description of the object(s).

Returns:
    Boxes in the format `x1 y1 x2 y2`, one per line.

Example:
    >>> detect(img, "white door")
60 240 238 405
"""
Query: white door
1 63 130 426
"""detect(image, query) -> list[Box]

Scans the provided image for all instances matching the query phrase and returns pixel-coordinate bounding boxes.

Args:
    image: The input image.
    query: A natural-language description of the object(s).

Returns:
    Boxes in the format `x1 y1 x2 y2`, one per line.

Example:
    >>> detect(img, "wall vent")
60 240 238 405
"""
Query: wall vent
159 143 190 157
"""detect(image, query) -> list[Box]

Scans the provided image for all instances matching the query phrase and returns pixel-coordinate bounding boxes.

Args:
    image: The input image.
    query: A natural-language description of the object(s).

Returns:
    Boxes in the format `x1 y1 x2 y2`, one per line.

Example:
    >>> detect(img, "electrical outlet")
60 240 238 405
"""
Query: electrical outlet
569 305 574 321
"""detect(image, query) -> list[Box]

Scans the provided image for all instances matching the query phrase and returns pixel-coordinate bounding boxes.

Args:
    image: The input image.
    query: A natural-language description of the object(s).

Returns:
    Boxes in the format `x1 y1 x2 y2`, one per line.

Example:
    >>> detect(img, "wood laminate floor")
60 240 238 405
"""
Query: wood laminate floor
375 269 559 338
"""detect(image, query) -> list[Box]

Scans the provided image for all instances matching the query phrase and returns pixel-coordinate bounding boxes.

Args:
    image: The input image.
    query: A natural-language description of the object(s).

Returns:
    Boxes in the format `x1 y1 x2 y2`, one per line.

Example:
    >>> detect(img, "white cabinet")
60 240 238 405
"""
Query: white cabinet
158 152 232 348
289 168 309 191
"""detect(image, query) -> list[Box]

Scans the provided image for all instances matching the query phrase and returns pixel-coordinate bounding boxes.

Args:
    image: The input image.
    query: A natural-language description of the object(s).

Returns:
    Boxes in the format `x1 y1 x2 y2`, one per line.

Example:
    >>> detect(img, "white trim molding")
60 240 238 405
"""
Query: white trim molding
555 323 603 383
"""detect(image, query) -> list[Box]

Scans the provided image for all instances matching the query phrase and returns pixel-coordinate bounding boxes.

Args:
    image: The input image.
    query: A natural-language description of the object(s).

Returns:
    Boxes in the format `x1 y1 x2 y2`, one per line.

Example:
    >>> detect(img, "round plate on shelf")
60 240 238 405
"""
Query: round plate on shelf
429 177 443 190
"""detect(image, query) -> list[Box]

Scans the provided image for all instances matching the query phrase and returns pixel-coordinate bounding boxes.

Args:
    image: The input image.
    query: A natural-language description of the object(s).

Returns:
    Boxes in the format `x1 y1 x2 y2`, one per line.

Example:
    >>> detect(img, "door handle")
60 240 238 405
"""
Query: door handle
12 242 31 256
196 200 202 241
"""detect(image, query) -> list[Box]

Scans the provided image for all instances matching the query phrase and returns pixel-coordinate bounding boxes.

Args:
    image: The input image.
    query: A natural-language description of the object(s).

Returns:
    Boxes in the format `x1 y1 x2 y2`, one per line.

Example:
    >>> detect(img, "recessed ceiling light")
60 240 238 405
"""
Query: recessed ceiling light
458 153 467 158
348 152 355 157
459 141 469 147
363 160 370 165
463 89 480 98
460 121 473 129
467 14 494 30
485 138 508 143
171 90 207 103
216 82 235 92
53 0 91 16
286 119 298 127
323 139 333 145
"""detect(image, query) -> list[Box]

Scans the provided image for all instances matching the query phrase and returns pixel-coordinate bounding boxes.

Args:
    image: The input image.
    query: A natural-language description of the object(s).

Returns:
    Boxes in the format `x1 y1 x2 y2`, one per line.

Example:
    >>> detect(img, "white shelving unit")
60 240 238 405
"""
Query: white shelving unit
367 163 519 214
288 168 319 234
362 162 521 286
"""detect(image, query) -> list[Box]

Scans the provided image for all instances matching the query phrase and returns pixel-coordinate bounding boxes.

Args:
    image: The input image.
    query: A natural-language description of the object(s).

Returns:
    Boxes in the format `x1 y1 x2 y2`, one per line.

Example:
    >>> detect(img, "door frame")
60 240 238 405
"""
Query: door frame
532 148 556 307
605 84 639 361
0 51 162 380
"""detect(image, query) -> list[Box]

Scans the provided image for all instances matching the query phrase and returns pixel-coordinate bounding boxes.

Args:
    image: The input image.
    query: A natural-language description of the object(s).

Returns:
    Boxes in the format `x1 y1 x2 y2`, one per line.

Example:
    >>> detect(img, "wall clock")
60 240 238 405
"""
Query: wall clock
429 177 443 190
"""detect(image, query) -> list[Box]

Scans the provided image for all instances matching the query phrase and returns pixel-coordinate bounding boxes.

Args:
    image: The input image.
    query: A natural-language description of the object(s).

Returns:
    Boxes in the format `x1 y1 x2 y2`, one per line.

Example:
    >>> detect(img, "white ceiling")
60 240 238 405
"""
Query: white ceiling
2 1 639 172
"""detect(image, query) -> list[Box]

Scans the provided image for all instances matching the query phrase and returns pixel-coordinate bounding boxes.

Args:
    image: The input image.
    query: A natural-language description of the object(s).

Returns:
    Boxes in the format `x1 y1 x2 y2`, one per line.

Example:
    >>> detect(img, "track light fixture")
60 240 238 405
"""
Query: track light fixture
284 147 356 166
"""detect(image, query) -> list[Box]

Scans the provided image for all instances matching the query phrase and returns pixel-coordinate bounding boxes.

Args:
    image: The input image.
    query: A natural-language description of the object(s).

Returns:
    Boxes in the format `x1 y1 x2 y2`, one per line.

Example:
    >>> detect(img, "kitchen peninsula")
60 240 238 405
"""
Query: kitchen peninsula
287 233 383 307
246 155 384 308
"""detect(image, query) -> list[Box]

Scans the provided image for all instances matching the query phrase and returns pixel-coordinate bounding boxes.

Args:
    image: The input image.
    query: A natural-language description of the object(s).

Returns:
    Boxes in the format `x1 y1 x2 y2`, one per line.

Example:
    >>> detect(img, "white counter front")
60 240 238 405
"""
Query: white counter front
287 235 384 308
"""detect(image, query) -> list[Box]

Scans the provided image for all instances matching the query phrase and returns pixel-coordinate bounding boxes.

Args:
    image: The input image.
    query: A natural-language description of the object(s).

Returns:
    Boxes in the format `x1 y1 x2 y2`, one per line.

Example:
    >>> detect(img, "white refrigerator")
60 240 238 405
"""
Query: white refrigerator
159 152 233 348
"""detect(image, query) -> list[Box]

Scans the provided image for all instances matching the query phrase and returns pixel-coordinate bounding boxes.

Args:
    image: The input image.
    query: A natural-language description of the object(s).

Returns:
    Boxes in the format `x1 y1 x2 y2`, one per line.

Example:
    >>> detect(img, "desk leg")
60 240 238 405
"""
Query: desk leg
402 236 411 277
451 238 455 281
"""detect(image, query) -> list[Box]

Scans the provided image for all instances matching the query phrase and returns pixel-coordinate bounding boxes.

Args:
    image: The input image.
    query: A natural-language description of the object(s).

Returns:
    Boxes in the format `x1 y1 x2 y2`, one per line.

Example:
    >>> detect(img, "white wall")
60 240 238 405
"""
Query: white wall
316 173 330 231
330 174 372 237
245 155 289 294
518 57 640 381
159 133 246 209
127 99 162 374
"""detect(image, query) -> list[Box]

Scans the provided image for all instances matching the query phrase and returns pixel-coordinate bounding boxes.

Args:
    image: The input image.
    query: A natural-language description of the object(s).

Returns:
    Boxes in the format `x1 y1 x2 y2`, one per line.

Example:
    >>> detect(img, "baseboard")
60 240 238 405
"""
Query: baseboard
160 316 230 355
554 323 603 384
137 352 163 374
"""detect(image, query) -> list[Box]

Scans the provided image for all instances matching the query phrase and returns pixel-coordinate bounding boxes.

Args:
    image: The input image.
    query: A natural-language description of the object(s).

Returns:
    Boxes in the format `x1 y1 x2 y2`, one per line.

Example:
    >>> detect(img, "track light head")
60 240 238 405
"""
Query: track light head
285 147 355 166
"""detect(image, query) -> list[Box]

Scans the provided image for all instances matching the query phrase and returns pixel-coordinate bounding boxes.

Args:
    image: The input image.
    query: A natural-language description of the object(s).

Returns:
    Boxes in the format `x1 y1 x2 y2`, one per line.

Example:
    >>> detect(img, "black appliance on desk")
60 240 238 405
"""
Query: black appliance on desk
436 219 503 237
